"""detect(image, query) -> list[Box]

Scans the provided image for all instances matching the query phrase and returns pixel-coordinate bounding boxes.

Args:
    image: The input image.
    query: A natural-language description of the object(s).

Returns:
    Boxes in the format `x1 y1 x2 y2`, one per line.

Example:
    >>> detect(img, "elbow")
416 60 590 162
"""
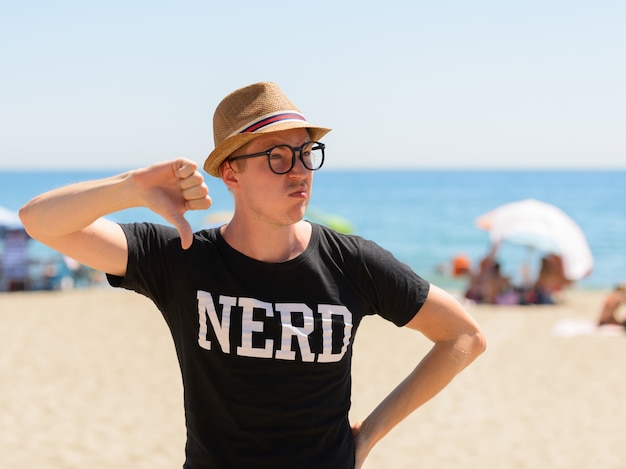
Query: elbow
468 328 487 359
447 327 486 366
19 200 48 241
19 203 34 235
19 202 39 238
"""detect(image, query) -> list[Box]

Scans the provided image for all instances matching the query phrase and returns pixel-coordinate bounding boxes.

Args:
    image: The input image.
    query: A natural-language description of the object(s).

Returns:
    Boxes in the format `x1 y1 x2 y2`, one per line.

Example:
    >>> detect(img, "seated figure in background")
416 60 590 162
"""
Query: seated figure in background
1 228 30 292
597 283 626 327
464 247 515 305
531 254 571 304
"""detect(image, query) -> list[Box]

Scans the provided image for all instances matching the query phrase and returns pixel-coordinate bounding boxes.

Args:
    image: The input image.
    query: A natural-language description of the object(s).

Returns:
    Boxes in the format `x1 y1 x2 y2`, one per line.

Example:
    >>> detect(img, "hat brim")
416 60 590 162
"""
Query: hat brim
204 122 331 177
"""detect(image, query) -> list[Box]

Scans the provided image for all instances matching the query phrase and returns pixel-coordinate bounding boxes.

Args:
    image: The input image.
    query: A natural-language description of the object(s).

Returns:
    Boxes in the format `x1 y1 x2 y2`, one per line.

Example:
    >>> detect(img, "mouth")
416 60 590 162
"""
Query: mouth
289 183 308 197
289 190 309 200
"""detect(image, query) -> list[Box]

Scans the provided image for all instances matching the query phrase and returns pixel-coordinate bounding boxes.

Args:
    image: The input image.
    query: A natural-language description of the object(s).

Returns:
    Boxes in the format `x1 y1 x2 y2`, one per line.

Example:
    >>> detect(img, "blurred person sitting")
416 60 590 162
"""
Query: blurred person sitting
531 254 571 304
465 247 515 305
1 228 30 292
597 283 626 327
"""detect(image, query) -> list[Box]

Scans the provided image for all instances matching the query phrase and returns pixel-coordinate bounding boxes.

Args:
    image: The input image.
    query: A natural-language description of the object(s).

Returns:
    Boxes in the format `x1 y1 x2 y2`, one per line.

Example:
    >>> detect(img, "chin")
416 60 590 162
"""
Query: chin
285 207 307 224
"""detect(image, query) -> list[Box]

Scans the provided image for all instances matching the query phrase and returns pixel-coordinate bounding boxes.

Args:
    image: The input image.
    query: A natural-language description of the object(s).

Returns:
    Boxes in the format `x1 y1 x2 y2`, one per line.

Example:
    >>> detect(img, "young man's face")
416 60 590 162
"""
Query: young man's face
223 128 316 226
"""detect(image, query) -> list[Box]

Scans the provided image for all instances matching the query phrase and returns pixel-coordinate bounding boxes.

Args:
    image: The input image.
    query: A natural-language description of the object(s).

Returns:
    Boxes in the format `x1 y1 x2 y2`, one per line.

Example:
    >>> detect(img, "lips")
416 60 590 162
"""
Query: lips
289 184 308 198
290 189 308 198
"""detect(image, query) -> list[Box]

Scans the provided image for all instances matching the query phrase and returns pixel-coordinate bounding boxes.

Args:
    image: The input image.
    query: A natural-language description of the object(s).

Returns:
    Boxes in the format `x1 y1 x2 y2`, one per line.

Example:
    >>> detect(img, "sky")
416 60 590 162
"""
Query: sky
1 0 625 170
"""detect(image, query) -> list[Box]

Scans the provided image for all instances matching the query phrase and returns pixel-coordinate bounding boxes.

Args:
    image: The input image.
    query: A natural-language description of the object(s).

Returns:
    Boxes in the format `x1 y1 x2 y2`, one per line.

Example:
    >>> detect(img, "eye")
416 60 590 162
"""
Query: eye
268 147 283 160
269 145 291 160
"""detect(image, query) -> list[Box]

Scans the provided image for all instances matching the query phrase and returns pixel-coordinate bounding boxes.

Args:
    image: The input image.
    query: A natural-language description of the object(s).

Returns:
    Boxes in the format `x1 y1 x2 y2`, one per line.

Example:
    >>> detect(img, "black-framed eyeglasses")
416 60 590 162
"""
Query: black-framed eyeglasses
226 141 325 175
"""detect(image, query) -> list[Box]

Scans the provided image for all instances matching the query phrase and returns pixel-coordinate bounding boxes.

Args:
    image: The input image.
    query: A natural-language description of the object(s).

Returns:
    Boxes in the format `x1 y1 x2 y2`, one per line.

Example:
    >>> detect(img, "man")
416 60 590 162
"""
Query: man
20 82 485 468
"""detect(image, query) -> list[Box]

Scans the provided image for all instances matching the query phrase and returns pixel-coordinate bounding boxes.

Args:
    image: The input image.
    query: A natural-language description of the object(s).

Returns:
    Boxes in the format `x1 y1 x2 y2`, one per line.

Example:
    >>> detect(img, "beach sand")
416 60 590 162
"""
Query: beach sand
1 287 624 469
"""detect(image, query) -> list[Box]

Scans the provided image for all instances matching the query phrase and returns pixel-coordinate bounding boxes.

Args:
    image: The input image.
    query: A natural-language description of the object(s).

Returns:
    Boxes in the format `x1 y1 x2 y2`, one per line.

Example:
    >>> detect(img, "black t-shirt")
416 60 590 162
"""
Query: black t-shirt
108 222 430 468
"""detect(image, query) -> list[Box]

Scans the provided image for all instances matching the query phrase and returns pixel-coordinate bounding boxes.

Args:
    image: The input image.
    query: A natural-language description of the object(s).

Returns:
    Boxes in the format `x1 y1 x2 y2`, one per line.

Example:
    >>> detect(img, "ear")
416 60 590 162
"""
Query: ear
220 161 240 190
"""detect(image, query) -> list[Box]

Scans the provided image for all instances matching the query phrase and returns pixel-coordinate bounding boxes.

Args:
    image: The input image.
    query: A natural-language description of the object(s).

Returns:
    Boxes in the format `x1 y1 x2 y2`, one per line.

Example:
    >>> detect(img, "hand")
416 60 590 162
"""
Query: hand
351 421 372 469
133 158 212 249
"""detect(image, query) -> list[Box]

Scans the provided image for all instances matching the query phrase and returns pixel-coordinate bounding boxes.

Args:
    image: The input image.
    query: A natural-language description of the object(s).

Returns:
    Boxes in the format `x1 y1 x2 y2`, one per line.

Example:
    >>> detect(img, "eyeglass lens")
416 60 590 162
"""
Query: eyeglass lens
268 142 324 174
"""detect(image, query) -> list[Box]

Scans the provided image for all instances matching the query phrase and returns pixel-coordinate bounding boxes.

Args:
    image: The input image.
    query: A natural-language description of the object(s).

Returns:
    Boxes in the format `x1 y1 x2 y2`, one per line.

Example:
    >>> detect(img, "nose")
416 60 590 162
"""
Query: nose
288 151 310 178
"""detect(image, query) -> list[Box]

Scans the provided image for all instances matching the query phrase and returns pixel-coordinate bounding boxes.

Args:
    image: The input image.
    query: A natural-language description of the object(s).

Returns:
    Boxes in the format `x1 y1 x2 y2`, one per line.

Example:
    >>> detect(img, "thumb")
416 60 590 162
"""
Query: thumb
170 214 194 250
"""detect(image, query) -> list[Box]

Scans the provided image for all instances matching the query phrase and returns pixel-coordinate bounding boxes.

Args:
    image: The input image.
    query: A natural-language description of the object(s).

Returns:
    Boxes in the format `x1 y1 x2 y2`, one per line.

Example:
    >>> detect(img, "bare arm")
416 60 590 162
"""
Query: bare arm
352 284 486 467
19 158 211 276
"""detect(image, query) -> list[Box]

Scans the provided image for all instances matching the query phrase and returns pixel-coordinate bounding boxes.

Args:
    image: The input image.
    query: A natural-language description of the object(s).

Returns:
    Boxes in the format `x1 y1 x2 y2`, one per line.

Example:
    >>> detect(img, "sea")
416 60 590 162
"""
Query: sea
1 169 624 291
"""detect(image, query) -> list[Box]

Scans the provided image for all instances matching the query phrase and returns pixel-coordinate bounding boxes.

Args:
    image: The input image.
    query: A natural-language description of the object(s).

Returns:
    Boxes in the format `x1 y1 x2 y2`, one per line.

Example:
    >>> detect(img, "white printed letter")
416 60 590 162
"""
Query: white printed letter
274 303 315 362
317 305 353 363
237 297 274 359
197 291 234 353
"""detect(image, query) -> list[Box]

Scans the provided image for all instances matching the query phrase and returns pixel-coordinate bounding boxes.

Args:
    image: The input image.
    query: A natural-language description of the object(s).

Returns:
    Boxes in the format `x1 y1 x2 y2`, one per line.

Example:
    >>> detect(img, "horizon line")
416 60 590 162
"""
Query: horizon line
1 166 625 172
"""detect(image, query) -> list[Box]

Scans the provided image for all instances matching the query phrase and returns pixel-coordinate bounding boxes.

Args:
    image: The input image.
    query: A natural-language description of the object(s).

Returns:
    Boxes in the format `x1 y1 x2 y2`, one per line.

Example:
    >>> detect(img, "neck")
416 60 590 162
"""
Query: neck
221 218 312 263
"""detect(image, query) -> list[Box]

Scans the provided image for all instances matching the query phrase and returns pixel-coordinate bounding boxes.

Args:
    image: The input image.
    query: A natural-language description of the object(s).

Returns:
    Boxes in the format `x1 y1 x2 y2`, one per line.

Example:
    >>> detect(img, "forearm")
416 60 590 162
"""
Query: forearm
356 334 483 458
20 159 210 255
20 171 139 240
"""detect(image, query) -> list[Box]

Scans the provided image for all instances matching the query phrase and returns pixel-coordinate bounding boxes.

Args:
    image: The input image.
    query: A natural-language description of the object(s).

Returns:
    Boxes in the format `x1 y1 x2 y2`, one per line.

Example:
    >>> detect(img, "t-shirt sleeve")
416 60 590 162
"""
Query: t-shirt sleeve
106 222 184 304
357 238 430 327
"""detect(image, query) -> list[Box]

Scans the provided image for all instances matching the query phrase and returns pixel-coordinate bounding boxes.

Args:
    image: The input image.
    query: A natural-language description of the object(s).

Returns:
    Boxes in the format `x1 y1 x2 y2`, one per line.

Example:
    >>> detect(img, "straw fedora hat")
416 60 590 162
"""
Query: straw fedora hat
204 82 331 177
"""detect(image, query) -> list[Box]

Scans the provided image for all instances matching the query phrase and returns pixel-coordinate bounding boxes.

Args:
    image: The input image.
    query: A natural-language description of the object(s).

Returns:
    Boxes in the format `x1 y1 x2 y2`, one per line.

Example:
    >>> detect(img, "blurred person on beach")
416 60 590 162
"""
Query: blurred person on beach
0 227 30 291
19 82 485 468
597 283 626 327
530 254 571 304
464 248 576 306
464 245 515 305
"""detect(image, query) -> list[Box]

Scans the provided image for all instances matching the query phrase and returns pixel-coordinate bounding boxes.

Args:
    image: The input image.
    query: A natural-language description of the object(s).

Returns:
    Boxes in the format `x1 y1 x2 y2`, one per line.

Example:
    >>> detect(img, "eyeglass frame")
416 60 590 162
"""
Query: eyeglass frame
226 141 326 175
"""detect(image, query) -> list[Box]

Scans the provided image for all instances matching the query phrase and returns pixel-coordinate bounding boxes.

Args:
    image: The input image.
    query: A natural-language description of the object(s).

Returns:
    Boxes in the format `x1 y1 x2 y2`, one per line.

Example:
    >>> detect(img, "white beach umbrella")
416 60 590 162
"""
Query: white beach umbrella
476 199 593 281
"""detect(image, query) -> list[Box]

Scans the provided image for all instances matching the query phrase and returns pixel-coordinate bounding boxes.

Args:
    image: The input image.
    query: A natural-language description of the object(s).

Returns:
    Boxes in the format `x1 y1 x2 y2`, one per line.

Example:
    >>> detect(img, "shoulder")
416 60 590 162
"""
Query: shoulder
193 226 221 244
313 223 378 253
121 222 220 247
120 222 178 240
311 223 406 271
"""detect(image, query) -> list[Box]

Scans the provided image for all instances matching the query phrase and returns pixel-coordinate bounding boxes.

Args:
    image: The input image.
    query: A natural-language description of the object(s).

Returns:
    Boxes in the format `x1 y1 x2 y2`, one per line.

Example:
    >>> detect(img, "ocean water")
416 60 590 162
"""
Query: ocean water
1 169 624 290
